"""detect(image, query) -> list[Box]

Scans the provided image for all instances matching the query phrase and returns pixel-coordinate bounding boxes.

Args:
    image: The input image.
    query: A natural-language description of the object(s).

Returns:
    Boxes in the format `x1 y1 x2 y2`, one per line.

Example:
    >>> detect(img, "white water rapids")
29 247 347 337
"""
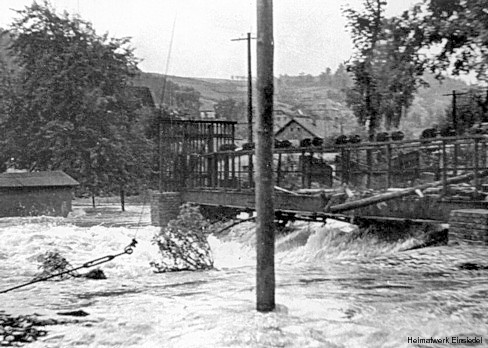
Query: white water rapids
0 205 487 347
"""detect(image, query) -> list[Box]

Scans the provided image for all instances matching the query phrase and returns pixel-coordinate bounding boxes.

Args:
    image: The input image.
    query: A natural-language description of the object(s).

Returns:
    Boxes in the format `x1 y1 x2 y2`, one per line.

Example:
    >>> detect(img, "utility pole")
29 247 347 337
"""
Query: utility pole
231 33 256 144
256 0 275 312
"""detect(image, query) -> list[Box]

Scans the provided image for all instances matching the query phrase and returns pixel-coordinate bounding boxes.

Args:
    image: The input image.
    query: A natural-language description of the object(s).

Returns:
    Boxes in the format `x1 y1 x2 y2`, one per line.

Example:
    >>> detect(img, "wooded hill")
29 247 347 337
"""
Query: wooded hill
135 69 472 137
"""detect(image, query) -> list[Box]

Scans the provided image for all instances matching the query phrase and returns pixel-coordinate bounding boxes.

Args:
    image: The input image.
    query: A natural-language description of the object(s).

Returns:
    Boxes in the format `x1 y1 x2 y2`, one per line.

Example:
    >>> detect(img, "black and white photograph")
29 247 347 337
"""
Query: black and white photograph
0 0 487 347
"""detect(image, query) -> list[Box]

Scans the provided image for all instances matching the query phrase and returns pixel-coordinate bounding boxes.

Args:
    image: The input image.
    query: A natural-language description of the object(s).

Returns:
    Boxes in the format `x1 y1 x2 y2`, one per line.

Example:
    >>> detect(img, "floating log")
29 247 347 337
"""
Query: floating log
329 170 488 213
274 186 300 196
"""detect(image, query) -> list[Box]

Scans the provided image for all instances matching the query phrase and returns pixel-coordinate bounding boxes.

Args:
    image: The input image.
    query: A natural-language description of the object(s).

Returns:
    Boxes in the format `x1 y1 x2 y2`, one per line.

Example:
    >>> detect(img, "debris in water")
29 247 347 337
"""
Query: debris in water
458 262 488 271
35 250 78 280
56 310 89 317
151 204 214 272
81 268 107 280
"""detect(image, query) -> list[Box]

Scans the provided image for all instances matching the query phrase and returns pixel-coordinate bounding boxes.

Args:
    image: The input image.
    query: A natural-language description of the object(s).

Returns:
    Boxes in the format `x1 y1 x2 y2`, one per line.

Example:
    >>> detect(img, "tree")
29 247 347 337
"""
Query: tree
319 67 332 85
417 0 488 81
373 16 427 129
332 63 353 90
343 0 426 136
343 0 386 139
214 98 246 121
0 1 148 200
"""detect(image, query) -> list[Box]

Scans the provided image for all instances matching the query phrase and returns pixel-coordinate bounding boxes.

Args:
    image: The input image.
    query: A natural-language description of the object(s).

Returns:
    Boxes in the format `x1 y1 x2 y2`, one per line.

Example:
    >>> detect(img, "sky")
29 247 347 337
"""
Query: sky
0 0 421 79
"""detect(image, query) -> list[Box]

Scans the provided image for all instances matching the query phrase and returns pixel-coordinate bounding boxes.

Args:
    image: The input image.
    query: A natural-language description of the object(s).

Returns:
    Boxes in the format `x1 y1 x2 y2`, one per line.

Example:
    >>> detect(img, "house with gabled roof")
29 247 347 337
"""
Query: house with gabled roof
275 115 325 142
0 171 79 217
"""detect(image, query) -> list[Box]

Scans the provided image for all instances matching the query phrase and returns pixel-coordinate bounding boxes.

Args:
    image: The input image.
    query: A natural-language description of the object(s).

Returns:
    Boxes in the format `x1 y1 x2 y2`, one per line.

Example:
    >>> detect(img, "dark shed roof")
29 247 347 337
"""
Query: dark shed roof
0 171 79 188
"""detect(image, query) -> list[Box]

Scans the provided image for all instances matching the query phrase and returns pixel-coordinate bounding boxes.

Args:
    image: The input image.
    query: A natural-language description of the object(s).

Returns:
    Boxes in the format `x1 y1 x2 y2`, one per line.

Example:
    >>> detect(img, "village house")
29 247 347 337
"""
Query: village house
274 114 327 144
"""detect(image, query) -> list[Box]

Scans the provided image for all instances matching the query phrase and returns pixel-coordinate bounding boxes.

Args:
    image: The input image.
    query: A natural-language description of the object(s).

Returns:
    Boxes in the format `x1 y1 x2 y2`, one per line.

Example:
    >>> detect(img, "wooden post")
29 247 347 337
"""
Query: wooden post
453 142 459 176
247 32 254 145
452 90 458 134
232 126 236 187
308 151 313 189
158 114 163 192
120 186 125 212
248 153 254 188
474 138 480 193
366 148 372 188
386 144 392 189
341 148 347 184
238 155 242 190
346 149 351 185
276 153 282 186
256 0 275 312
442 140 448 195
207 125 215 187
224 153 230 187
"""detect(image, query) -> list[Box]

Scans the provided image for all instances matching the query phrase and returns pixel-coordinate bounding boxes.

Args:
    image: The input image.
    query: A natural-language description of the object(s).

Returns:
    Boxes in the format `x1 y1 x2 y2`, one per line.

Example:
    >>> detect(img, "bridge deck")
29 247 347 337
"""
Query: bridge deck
157 133 488 224
181 188 488 223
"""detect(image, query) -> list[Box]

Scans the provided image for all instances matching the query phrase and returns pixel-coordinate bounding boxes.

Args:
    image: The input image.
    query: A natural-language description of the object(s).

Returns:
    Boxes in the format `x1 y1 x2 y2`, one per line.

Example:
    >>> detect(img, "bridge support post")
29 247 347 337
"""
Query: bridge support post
150 191 182 226
449 209 488 245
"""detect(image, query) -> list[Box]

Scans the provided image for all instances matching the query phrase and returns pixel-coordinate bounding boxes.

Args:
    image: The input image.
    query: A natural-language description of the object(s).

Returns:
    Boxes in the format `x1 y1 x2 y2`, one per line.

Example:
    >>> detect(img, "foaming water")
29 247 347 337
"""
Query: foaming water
1 208 487 347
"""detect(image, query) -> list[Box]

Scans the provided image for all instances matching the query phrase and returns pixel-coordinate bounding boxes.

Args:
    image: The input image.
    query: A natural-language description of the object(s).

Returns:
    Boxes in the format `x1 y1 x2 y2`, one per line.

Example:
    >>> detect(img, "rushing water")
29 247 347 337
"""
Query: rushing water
0 205 487 348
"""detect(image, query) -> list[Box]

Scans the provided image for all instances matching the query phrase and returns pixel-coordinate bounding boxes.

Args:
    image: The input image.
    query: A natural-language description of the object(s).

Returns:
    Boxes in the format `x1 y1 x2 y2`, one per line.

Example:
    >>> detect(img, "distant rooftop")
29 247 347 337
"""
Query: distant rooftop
0 171 79 188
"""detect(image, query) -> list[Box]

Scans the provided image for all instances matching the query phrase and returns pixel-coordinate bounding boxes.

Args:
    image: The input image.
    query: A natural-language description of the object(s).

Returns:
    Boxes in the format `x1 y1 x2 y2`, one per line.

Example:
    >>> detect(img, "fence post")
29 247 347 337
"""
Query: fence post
276 153 282 186
366 148 372 189
248 153 254 188
453 141 459 177
474 138 480 193
224 153 230 188
386 143 392 189
442 139 448 195
307 151 313 188
206 125 214 187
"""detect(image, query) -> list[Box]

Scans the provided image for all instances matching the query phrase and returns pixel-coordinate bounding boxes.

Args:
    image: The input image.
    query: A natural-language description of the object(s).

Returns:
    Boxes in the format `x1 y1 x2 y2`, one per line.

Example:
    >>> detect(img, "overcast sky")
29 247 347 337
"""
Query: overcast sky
0 0 420 79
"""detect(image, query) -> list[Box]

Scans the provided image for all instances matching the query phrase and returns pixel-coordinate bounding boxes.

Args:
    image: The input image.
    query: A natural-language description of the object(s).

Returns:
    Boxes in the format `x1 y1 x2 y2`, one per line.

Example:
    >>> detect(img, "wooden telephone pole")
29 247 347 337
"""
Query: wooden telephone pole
256 0 275 312
231 33 256 144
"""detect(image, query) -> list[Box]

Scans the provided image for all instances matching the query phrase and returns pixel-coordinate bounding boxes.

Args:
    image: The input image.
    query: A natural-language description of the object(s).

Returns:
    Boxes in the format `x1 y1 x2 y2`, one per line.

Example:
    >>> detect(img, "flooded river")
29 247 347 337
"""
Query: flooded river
0 205 487 347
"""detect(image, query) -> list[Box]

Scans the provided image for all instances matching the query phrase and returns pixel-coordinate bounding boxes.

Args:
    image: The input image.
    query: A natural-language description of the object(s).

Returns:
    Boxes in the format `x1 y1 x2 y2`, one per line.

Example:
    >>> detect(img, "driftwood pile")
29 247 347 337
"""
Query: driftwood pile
151 204 214 272
325 170 488 213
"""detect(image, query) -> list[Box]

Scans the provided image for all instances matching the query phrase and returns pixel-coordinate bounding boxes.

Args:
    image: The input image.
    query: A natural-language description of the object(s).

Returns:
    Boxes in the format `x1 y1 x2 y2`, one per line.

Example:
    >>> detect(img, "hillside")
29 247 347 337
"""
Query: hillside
135 70 471 123
134 72 249 110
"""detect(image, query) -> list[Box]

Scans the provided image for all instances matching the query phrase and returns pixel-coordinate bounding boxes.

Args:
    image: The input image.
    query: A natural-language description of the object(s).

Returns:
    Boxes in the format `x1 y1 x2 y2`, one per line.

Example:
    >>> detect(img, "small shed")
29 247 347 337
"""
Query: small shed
0 171 79 218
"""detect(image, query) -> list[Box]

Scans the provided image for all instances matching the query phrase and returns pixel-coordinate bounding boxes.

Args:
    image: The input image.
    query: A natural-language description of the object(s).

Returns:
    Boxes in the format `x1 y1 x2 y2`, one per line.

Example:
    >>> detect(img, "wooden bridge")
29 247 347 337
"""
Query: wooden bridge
153 118 488 225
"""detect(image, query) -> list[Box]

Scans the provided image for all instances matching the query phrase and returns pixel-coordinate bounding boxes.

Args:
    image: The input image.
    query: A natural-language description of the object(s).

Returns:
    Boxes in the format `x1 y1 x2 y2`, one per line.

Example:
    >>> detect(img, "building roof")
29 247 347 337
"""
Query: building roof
275 117 322 138
0 171 79 188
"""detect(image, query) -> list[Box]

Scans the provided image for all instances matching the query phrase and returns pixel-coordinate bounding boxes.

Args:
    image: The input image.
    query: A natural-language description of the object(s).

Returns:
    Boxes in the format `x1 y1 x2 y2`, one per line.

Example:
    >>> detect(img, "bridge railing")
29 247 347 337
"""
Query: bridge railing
184 135 488 194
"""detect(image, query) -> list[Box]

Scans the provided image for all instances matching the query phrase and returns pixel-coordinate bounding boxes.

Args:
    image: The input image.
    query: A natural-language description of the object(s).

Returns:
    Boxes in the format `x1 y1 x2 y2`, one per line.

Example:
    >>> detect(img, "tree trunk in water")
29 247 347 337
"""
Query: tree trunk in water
91 193 96 209
120 187 125 212
329 169 488 213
